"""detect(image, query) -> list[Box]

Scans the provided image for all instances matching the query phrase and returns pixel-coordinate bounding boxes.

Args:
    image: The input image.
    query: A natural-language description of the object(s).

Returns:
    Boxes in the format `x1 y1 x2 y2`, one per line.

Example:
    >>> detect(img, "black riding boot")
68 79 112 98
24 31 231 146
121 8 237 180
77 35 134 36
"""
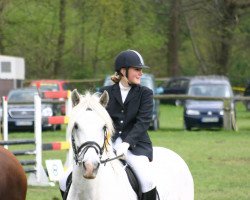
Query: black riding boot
60 189 65 198
142 187 157 200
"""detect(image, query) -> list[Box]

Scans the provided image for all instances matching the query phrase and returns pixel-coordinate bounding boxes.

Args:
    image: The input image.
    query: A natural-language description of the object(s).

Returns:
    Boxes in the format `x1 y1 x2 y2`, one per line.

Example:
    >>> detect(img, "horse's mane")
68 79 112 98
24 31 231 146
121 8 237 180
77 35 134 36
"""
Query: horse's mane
68 91 114 137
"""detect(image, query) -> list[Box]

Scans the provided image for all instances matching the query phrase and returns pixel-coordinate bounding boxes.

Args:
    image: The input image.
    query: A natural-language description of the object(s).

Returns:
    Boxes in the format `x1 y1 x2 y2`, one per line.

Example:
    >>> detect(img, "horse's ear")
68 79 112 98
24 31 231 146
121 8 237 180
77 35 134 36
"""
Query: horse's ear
71 89 81 107
99 90 109 107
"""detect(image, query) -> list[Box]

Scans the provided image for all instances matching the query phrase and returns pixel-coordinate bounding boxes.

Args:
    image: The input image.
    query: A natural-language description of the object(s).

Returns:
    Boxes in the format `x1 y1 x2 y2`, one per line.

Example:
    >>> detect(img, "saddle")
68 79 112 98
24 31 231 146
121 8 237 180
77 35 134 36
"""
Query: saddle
62 161 142 200
120 160 142 199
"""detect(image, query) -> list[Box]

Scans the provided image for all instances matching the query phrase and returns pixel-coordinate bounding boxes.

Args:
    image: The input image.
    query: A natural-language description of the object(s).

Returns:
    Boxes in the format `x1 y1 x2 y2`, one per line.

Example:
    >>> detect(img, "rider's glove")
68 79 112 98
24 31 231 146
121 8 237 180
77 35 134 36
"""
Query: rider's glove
116 142 130 160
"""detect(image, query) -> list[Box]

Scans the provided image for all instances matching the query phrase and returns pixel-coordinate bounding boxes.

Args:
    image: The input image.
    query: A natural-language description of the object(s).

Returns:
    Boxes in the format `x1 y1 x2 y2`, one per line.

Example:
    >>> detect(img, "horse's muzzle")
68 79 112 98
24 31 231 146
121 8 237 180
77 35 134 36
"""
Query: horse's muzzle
82 161 100 179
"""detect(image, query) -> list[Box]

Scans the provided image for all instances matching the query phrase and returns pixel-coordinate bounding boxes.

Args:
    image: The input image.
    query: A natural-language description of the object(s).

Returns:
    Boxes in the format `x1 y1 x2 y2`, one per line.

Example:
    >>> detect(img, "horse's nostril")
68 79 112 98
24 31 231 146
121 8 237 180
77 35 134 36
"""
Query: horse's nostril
74 123 78 130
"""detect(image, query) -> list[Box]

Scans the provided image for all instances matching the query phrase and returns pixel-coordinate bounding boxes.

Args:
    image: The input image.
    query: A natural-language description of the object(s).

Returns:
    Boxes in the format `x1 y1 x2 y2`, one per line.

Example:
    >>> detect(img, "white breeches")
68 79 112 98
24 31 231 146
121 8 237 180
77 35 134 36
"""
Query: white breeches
113 137 155 193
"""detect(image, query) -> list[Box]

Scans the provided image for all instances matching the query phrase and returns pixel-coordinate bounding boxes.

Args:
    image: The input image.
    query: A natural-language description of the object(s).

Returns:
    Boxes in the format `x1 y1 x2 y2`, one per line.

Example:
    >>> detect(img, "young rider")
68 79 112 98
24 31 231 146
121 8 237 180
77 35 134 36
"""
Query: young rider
59 49 156 200
100 49 156 200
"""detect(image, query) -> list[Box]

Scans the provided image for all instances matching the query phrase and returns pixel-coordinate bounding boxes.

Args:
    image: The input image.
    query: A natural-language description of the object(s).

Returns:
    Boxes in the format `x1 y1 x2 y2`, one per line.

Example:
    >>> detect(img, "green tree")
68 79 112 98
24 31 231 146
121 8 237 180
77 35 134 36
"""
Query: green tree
0 0 9 54
183 0 250 76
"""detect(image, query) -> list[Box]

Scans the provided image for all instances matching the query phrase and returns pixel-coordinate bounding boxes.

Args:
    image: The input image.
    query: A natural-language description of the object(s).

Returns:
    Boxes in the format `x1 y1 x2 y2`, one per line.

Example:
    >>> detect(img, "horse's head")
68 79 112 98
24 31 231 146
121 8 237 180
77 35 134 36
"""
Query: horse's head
67 89 114 179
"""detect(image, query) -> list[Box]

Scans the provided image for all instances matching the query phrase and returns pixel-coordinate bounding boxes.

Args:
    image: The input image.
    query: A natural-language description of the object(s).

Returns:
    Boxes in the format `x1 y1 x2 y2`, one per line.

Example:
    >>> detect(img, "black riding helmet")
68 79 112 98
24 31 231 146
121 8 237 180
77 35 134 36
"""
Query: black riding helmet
114 50 149 72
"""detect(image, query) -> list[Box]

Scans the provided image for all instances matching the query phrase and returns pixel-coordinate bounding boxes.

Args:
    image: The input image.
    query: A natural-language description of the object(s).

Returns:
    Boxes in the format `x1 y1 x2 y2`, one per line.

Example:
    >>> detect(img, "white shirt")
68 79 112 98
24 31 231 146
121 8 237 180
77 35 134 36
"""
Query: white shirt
119 82 131 103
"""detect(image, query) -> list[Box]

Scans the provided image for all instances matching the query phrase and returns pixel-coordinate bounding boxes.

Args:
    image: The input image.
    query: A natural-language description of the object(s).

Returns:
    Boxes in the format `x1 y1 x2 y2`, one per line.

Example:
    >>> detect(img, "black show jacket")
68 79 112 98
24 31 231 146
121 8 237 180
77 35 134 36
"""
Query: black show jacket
100 83 153 161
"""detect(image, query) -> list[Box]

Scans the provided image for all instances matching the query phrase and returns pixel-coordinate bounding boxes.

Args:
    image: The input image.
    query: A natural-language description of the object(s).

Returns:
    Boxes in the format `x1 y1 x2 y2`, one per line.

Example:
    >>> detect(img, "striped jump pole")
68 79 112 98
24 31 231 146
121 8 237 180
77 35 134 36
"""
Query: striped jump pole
42 141 70 151
0 139 35 145
0 139 37 173
42 116 69 125
41 90 71 126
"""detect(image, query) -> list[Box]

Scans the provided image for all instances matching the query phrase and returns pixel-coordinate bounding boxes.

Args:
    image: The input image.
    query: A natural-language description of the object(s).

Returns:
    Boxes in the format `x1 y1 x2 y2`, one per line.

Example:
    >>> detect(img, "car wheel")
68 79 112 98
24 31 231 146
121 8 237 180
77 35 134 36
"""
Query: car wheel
184 122 191 131
56 124 61 130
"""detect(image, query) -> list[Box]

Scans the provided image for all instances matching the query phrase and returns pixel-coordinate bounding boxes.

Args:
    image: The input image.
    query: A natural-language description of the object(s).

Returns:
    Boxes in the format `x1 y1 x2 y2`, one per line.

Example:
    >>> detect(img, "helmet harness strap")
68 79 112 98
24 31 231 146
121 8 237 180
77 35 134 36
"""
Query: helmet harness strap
125 67 132 85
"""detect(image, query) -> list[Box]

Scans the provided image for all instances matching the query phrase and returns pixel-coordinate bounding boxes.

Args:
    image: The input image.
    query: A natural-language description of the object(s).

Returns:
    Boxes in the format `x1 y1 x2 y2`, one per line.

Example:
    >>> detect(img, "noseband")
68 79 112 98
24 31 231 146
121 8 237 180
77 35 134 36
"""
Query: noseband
71 126 109 165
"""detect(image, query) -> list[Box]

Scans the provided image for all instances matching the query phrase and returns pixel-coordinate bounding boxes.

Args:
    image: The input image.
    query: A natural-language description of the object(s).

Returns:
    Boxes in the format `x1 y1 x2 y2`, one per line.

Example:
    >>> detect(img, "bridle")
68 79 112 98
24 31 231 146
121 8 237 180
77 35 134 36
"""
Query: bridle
71 124 108 165
71 124 122 166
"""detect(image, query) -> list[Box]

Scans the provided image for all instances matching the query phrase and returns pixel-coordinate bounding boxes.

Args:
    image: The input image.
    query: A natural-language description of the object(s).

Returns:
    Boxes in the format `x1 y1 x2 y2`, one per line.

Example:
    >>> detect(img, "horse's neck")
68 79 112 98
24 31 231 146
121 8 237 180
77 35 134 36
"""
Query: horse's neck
71 152 137 200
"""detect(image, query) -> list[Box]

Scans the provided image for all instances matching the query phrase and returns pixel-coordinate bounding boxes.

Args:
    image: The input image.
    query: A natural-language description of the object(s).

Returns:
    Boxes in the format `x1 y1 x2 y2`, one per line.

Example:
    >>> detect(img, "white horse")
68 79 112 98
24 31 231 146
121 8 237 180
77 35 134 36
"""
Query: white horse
65 90 194 200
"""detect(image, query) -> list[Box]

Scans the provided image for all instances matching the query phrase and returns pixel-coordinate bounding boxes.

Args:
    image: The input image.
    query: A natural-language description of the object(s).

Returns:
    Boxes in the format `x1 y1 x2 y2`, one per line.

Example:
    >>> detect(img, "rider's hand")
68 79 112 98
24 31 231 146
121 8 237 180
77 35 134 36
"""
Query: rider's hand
116 142 130 160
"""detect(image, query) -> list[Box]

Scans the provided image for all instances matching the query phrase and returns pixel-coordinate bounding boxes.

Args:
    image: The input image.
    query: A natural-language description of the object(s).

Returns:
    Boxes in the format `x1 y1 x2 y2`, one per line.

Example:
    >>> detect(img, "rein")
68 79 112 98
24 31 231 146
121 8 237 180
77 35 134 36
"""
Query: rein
100 154 124 165
71 125 121 165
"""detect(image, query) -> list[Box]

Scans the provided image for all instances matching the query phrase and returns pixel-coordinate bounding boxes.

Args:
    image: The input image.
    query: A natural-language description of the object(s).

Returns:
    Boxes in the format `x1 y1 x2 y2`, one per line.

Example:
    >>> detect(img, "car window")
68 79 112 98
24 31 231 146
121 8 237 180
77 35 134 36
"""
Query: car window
104 78 114 86
164 78 189 89
180 80 189 88
103 75 155 91
141 77 154 90
189 84 231 97
168 80 179 88
8 91 35 102
62 83 71 90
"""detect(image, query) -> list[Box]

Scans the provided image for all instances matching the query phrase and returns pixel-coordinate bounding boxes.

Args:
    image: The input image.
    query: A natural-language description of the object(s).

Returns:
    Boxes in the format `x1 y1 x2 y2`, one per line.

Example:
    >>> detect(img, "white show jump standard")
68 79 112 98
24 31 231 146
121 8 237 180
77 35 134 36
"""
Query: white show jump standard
1 94 49 186
1 91 72 186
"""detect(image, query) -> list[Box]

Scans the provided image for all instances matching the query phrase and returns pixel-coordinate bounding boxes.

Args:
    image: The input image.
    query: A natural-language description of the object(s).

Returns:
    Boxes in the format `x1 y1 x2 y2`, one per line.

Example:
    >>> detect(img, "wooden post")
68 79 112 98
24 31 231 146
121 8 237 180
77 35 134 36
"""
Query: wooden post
223 98 232 130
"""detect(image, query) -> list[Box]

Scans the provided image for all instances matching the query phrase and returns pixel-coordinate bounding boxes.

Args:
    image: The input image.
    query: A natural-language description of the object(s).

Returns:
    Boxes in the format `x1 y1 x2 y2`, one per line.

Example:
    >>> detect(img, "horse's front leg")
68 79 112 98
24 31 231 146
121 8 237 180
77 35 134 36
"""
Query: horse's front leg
66 186 78 200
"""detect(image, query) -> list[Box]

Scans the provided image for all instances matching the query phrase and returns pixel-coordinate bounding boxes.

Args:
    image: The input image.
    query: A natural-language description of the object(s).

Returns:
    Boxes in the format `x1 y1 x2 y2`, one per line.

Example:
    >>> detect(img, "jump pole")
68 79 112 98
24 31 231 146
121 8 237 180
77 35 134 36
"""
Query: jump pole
2 96 8 149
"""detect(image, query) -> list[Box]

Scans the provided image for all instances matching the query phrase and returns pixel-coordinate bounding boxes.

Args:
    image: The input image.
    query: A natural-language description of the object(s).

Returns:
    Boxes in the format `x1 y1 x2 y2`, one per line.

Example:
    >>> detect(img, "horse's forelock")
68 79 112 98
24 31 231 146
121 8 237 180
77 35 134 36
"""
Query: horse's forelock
70 91 114 136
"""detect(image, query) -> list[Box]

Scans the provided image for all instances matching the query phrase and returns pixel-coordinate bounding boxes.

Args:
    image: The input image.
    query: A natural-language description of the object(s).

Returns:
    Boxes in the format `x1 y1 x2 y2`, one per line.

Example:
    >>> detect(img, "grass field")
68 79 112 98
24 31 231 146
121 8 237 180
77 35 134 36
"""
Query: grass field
7 102 250 200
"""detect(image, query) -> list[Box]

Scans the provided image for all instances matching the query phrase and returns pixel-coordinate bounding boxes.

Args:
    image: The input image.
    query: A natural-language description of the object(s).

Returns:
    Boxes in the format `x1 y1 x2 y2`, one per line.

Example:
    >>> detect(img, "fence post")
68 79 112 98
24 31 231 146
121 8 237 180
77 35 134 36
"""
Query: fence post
223 98 232 130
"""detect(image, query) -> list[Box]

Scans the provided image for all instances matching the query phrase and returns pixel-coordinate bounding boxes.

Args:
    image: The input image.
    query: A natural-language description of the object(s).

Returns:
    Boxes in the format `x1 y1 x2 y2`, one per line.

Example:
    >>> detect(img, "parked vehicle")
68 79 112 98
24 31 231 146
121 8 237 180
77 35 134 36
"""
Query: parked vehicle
30 79 72 115
30 79 71 92
5 88 61 131
159 76 191 105
184 76 234 131
103 74 160 130
243 81 250 110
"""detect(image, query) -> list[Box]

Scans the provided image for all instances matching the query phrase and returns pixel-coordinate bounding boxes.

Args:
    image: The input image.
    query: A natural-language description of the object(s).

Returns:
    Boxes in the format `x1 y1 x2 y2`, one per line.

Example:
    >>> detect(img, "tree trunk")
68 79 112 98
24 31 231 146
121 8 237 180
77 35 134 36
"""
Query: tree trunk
185 15 207 74
215 1 236 75
167 0 181 76
54 0 66 78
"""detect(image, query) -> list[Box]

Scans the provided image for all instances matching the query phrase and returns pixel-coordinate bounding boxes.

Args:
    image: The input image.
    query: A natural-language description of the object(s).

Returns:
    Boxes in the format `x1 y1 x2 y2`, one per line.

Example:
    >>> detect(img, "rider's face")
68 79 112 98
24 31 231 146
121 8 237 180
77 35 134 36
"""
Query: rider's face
120 67 143 85
127 67 143 85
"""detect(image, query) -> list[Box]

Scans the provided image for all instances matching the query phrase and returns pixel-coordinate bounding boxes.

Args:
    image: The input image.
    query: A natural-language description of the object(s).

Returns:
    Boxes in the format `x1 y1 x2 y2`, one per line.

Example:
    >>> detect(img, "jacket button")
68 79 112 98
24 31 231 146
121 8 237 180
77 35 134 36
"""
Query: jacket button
121 110 124 113
119 131 122 134
120 120 123 123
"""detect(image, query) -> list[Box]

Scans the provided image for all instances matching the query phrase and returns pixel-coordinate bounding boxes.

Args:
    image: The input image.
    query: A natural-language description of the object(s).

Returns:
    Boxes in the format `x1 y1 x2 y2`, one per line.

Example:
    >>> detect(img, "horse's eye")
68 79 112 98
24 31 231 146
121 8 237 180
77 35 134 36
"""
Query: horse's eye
74 123 79 130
